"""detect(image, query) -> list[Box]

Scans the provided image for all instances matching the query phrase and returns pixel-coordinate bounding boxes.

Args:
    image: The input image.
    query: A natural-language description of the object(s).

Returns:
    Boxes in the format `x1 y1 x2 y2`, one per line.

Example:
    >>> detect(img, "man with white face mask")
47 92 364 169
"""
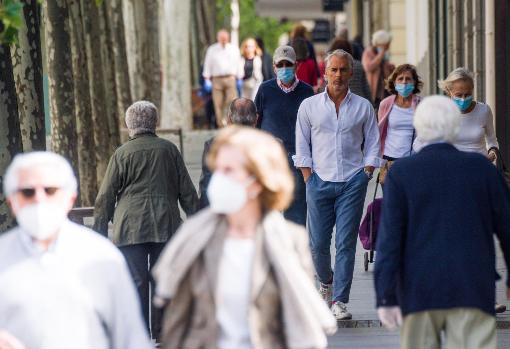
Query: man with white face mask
0 152 152 349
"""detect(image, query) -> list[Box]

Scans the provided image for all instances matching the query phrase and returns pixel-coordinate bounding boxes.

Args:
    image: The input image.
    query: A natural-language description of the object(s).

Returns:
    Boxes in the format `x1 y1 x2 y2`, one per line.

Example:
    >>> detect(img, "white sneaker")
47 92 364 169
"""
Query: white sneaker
319 283 332 307
331 301 352 320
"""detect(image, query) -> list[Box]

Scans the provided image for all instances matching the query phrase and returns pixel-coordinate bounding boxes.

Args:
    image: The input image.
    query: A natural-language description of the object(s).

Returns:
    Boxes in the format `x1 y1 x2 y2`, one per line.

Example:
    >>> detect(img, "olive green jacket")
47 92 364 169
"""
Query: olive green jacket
93 133 198 246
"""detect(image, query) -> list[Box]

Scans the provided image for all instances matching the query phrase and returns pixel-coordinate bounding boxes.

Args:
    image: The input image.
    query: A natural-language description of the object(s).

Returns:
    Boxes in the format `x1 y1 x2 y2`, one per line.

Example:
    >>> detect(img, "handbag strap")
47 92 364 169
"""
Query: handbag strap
409 129 415 156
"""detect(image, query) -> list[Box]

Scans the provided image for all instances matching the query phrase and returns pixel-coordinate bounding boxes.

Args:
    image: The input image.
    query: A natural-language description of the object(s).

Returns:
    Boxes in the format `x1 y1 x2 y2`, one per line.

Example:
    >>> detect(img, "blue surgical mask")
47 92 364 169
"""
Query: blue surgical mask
452 95 473 112
276 67 295 84
395 83 414 98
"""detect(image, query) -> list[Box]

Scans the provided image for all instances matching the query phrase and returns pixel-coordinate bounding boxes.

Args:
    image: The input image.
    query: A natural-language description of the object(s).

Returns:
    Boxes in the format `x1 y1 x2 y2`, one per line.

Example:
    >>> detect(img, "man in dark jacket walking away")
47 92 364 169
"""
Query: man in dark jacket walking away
375 96 510 349
94 101 198 341
198 97 258 208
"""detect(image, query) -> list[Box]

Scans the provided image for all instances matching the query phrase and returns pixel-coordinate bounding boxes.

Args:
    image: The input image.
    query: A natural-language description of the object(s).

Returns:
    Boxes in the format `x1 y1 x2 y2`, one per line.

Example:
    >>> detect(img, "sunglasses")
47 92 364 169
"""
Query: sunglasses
17 187 60 198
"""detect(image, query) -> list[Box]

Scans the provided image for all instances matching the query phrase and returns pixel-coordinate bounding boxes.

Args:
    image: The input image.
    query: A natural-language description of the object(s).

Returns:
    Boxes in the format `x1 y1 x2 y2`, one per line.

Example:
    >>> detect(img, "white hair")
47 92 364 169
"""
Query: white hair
3 151 78 197
413 95 460 144
325 49 353 70
371 30 392 46
125 101 158 137
437 67 474 93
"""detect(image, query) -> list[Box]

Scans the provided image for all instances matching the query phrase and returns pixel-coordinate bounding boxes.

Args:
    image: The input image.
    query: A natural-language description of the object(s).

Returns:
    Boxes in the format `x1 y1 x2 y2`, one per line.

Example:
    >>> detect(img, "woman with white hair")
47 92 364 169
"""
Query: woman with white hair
362 29 395 108
437 67 499 162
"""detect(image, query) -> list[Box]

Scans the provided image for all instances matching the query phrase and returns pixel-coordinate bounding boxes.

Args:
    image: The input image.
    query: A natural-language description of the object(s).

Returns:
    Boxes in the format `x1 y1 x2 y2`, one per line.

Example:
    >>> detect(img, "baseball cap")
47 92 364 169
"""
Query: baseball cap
273 45 296 64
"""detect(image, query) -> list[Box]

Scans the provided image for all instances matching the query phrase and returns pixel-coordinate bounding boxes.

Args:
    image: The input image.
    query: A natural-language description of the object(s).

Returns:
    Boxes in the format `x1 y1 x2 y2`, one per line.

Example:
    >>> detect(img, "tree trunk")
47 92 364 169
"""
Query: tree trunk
81 0 110 186
123 0 160 106
159 0 192 129
67 0 97 206
0 44 23 232
43 0 80 202
105 0 132 130
10 0 45 151
99 1 120 154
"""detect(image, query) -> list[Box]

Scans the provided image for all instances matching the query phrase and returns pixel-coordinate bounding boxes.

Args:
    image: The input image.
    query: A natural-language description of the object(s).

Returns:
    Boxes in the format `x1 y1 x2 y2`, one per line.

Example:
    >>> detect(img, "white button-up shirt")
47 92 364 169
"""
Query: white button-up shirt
203 42 243 79
0 220 153 349
294 90 383 182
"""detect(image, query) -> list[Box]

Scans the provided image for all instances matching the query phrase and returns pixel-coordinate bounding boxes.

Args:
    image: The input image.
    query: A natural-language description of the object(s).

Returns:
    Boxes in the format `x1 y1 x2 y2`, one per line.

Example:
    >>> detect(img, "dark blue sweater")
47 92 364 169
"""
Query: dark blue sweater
374 143 510 316
255 79 314 154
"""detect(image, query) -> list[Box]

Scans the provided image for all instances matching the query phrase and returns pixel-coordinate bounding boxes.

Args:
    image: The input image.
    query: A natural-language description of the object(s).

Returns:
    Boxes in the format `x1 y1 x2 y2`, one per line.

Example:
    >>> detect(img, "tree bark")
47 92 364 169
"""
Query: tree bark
105 0 132 129
123 0 160 106
10 0 45 151
159 0 192 129
99 1 120 154
67 0 97 206
0 44 23 232
43 0 80 201
81 0 110 185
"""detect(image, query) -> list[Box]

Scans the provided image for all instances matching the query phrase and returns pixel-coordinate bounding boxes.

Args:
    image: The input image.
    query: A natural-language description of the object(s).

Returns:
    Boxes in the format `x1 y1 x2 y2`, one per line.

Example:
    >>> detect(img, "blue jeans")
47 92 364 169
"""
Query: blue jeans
306 170 369 303
284 165 307 226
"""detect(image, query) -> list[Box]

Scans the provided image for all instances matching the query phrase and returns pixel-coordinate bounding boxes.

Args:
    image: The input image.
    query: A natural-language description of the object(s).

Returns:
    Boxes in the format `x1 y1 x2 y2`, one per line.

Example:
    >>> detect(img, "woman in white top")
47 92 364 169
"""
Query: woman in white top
239 38 263 101
438 67 503 314
153 126 336 349
437 67 498 161
377 64 423 183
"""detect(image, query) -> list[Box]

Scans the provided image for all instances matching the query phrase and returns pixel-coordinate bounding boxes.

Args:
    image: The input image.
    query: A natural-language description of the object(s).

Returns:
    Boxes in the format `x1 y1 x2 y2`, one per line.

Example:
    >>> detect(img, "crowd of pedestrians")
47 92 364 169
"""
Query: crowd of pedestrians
1 25 510 349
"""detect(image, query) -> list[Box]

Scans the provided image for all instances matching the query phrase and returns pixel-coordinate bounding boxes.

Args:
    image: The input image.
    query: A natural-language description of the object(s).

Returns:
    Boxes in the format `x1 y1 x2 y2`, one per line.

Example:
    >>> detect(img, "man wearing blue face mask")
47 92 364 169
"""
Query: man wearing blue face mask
254 45 314 226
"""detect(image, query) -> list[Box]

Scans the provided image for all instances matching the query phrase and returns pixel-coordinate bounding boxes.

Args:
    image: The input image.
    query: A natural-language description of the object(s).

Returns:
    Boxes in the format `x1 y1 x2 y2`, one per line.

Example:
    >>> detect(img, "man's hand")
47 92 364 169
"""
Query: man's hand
364 166 375 174
364 166 375 180
377 306 402 331
300 167 312 183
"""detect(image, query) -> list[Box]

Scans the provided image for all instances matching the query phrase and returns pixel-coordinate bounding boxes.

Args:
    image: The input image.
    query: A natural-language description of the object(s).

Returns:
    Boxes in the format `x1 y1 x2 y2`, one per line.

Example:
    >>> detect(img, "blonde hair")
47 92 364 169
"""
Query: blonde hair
437 67 474 94
240 38 262 57
207 126 294 212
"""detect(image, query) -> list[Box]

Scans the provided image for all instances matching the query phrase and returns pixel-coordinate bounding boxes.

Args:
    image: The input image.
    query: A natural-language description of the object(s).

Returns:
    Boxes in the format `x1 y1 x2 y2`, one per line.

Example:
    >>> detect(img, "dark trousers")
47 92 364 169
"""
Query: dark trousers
284 157 307 226
119 242 165 339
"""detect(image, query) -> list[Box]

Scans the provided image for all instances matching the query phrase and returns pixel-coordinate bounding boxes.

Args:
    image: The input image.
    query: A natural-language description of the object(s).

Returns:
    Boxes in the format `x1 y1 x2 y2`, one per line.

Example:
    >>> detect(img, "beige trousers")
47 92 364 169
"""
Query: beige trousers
212 76 237 127
401 308 496 349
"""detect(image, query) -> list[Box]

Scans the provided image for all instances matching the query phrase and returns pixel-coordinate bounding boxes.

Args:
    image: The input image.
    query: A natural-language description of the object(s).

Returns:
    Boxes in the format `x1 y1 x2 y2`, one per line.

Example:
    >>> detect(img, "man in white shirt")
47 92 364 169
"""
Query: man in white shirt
203 29 243 127
0 152 152 349
294 49 382 320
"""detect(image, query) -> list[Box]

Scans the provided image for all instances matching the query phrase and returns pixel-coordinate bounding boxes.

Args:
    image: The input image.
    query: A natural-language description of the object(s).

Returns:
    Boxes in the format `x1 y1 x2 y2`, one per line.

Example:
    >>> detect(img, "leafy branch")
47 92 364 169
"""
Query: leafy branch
0 0 24 45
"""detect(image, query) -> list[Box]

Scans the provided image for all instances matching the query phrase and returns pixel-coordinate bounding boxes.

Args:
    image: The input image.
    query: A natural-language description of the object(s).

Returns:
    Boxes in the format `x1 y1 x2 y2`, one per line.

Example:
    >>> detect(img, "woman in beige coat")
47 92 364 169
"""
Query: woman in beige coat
153 126 336 349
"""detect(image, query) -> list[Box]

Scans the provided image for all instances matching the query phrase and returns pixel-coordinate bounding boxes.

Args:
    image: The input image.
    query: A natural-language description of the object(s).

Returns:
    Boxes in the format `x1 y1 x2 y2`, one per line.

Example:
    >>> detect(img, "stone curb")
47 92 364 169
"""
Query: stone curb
336 320 510 329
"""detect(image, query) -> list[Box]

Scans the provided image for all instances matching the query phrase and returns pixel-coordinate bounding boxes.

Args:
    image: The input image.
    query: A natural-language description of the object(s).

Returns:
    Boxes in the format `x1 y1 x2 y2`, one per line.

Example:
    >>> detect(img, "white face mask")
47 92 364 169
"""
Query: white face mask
207 172 254 214
16 202 68 240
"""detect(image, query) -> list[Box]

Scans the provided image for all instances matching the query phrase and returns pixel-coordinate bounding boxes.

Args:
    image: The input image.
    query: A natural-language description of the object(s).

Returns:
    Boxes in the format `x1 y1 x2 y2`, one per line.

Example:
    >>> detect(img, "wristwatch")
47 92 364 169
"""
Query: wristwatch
364 169 373 180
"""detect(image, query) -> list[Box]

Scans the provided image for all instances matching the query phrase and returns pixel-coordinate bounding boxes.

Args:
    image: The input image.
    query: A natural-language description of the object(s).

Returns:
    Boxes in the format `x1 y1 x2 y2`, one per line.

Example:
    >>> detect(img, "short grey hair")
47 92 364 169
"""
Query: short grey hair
437 67 474 93
413 95 460 144
371 30 392 46
325 49 353 71
3 151 78 197
125 101 158 137
228 98 257 126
